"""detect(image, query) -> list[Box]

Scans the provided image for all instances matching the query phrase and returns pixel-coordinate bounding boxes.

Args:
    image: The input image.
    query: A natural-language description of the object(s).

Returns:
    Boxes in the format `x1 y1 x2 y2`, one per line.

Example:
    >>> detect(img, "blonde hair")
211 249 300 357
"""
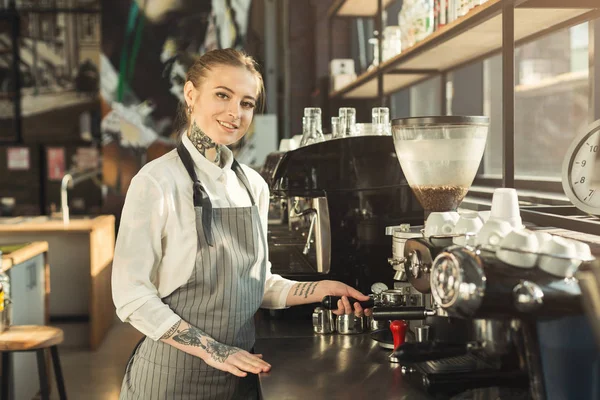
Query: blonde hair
175 48 265 136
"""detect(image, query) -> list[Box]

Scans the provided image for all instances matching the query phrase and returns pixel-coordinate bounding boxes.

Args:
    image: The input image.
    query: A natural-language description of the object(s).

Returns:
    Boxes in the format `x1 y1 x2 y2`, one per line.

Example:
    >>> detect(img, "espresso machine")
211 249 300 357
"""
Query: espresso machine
264 135 424 298
370 116 600 399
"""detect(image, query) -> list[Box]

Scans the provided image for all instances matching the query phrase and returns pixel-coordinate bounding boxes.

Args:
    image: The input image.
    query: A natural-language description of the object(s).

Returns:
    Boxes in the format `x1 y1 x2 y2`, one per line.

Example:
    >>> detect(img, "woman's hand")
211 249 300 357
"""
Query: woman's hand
285 280 373 317
161 320 271 378
322 280 373 318
200 339 271 377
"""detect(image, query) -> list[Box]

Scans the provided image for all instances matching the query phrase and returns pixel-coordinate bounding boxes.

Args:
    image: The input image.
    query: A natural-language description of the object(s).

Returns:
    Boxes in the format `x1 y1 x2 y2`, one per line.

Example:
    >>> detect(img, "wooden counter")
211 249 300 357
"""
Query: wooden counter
0 216 115 350
0 215 114 233
1 241 48 272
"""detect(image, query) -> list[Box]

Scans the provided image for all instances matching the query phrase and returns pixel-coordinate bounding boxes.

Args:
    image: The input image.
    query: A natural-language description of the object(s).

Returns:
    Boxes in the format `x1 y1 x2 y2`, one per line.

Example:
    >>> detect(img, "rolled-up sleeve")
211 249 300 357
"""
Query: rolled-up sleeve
111 173 181 340
256 178 297 309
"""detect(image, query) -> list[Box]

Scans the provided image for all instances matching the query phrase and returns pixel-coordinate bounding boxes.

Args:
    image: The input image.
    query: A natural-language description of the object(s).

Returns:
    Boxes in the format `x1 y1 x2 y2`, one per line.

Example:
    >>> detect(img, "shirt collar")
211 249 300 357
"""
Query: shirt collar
181 133 234 181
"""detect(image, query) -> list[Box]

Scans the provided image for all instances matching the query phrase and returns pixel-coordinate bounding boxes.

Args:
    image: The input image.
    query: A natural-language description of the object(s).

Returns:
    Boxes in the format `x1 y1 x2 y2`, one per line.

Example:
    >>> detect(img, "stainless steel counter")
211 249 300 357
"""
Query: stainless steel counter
254 313 432 400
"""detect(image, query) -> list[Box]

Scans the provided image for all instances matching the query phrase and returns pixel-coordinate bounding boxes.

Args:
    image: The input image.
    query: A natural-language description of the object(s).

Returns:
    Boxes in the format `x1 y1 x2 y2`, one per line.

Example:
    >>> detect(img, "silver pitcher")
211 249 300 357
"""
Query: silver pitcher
313 307 335 334
336 313 363 335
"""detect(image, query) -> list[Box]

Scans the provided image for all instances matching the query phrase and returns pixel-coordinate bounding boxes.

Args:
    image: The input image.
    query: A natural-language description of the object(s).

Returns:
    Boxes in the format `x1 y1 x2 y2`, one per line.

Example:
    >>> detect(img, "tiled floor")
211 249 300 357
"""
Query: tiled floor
50 322 143 400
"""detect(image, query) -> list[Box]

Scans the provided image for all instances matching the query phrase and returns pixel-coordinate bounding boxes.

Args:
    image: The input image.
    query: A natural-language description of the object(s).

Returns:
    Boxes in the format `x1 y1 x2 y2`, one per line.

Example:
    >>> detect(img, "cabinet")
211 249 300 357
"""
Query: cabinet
0 215 116 349
0 242 48 400
6 254 46 400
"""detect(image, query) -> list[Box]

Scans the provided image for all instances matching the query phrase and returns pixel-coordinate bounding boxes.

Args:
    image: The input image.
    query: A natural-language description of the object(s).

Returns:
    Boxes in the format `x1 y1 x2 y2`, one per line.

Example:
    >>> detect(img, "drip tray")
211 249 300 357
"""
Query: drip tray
269 245 317 275
421 354 491 374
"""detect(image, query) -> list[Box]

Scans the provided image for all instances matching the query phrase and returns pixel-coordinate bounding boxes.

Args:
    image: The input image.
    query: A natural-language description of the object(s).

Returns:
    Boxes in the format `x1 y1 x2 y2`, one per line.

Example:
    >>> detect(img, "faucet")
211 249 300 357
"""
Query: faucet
60 169 102 224
61 173 74 225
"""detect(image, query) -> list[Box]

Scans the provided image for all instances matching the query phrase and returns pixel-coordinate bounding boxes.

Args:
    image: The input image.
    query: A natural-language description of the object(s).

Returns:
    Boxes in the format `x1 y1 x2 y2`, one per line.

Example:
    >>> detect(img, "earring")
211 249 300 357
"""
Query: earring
187 105 192 115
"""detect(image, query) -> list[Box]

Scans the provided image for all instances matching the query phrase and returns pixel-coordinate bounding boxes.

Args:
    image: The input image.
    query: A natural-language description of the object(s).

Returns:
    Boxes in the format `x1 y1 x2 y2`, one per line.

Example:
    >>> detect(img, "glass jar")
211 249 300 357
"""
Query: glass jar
331 116 340 138
338 107 357 138
372 107 391 136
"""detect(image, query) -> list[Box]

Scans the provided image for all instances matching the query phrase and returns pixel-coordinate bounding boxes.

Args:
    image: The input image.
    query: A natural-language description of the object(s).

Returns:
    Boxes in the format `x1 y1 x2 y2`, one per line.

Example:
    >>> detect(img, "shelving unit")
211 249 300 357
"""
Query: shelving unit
326 0 600 233
328 0 600 99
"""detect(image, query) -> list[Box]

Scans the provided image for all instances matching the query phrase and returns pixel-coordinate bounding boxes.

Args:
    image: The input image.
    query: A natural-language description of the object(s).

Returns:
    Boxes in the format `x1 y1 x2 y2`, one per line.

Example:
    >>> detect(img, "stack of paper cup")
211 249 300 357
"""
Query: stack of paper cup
489 188 523 229
538 236 578 277
452 212 484 246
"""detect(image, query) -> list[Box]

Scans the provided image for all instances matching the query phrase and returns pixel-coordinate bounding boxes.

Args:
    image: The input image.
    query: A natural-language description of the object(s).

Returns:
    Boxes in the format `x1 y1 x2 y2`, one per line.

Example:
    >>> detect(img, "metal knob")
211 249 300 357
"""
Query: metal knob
388 257 406 266
513 281 544 312
393 269 407 282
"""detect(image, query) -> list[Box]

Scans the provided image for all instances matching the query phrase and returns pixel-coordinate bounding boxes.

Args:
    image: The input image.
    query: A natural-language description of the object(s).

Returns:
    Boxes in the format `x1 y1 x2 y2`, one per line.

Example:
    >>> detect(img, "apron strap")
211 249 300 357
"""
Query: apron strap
177 141 259 247
177 141 214 247
232 159 257 206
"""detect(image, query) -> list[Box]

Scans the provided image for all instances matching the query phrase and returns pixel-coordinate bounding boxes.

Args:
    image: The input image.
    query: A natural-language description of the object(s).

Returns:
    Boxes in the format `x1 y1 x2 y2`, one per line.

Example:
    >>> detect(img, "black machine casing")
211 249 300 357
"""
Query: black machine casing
380 238 598 399
265 136 424 294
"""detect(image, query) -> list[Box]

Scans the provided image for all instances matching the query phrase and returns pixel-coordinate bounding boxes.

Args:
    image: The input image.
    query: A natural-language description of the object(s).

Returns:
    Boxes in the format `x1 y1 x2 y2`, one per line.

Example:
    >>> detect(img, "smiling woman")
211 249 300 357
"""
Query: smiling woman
112 48 370 400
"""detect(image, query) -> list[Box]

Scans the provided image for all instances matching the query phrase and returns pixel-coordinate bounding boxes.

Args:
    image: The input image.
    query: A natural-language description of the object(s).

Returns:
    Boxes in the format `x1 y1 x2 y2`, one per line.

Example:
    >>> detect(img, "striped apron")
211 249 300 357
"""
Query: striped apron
119 142 267 399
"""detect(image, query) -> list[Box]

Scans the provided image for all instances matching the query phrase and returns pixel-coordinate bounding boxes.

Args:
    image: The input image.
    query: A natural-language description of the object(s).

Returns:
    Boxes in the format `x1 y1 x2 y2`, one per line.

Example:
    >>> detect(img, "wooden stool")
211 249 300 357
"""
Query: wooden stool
0 325 67 400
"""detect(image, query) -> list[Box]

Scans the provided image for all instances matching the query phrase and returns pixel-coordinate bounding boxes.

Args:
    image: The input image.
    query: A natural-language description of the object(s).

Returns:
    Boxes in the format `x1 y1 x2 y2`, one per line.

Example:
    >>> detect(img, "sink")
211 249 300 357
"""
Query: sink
0 215 96 225
0 217 27 225
39 215 94 221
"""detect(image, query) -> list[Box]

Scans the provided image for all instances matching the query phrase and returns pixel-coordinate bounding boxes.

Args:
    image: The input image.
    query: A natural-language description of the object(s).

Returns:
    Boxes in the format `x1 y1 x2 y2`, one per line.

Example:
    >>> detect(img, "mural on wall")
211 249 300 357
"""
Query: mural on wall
100 0 252 206
0 0 101 142
0 1 103 216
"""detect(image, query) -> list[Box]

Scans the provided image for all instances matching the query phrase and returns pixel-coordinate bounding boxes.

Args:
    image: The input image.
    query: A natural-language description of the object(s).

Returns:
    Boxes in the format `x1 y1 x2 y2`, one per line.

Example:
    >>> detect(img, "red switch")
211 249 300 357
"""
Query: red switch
390 320 407 350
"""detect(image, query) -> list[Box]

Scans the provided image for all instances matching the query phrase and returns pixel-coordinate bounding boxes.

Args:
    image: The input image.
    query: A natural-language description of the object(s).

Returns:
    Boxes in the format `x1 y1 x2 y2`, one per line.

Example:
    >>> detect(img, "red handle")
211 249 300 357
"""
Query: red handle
390 320 407 350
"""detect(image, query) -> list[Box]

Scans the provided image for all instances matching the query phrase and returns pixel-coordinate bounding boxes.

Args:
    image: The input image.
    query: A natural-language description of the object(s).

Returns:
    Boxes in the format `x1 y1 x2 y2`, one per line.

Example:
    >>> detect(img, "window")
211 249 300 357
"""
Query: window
483 22 590 181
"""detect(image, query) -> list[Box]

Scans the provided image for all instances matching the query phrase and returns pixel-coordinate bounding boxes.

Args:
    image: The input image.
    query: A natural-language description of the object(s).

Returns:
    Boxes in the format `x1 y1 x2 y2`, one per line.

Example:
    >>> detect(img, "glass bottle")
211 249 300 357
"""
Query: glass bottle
300 107 325 147
372 107 391 136
331 116 340 139
338 107 357 138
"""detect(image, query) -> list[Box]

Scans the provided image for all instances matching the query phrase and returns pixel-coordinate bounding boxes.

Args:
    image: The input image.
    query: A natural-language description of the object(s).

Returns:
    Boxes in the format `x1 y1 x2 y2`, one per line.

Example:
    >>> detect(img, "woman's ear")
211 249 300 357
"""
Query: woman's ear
183 81 196 109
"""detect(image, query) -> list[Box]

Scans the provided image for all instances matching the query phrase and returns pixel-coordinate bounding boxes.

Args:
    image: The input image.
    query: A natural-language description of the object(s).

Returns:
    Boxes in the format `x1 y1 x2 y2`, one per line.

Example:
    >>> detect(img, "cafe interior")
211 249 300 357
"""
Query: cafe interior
0 0 600 399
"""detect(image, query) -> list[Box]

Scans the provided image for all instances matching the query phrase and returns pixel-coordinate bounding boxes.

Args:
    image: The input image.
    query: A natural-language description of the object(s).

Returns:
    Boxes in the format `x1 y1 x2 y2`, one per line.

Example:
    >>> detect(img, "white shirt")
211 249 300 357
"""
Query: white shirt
112 134 296 341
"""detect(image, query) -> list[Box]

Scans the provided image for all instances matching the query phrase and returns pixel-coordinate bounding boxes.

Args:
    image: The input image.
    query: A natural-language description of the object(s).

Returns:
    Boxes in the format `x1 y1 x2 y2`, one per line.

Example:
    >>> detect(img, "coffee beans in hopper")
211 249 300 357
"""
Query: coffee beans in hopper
411 185 469 212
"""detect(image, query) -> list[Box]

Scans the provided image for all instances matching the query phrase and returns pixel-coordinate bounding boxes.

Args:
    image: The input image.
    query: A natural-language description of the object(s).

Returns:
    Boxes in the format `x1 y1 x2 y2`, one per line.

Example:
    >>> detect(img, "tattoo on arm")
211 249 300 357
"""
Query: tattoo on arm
205 340 241 363
161 320 182 340
293 282 306 297
292 281 320 298
309 282 319 296
171 325 240 363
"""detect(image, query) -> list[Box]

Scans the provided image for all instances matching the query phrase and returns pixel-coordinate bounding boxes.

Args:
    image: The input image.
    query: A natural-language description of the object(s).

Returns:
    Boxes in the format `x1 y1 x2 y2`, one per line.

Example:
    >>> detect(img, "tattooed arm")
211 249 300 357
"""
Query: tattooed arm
160 319 271 377
285 280 372 317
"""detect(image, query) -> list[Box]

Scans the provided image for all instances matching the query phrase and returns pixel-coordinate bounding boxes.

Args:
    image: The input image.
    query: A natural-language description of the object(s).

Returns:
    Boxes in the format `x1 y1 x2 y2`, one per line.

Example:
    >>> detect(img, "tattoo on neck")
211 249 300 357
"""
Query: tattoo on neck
292 281 319 299
161 320 182 339
188 120 222 165
171 324 240 363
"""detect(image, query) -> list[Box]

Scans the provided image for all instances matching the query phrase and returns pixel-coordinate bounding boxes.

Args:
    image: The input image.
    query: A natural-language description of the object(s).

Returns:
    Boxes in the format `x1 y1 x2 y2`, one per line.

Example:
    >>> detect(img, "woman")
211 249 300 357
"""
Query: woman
112 48 371 400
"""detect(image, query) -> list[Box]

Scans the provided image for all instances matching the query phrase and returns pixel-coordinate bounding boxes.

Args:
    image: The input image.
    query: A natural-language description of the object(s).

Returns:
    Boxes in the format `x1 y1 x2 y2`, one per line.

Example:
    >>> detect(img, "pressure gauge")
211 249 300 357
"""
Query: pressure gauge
562 119 600 215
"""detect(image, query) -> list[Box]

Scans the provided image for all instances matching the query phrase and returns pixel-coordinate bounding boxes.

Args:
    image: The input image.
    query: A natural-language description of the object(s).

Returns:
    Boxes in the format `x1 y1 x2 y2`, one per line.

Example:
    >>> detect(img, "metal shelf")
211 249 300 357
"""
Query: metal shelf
329 0 600 99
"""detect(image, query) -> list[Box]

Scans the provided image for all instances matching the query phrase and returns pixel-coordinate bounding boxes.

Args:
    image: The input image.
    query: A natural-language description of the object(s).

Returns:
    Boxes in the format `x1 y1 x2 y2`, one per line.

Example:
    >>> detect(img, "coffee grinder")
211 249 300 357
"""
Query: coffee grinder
373 116 530 396
380 116 489 346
